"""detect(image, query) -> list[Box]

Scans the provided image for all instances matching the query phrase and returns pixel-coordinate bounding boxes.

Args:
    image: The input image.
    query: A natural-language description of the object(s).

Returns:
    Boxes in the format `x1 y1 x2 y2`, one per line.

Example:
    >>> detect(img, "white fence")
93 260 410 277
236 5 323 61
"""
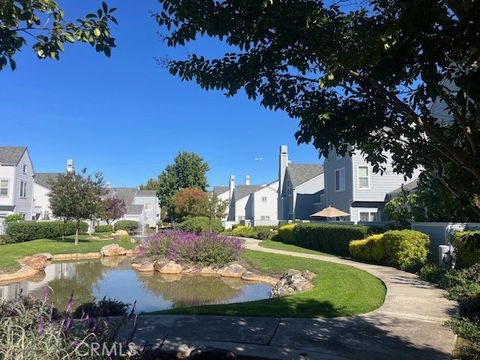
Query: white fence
0 220 5 235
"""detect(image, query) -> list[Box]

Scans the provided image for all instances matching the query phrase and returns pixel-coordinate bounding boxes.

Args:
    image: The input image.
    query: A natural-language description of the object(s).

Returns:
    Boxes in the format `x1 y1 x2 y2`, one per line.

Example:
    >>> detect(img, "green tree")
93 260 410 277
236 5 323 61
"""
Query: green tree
49 169 107 244
0 0 118 71
204 193 228 232
172 187 208 222
155 0 480 215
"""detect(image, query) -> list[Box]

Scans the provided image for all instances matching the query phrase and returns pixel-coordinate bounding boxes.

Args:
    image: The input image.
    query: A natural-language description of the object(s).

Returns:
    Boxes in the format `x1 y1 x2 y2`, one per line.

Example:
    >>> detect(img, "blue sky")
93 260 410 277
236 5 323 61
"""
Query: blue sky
0 1 321 188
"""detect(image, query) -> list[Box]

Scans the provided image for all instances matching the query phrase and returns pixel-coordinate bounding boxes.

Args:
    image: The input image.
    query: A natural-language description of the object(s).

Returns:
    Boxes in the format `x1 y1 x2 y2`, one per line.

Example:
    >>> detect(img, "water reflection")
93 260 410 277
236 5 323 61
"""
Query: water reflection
0 259 272 313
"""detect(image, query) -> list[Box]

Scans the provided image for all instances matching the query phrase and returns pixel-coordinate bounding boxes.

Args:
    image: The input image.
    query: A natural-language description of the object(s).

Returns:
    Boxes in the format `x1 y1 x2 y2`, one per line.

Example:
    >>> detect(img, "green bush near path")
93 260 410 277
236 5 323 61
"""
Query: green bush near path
452 231 480 270
259 239 332 256
114 220 139 234
5 221 89 243
95 224 114 233
177 216 223 233
148 250 386 318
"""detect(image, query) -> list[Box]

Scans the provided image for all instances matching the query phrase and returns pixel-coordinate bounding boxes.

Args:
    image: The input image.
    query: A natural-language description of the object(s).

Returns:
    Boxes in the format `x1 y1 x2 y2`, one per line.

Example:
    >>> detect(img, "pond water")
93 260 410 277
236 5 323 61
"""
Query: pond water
0 258 273 313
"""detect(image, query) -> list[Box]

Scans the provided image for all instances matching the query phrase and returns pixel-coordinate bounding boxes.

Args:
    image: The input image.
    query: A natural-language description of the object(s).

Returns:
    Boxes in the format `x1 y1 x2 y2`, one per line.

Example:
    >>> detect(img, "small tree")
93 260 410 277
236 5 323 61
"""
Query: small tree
205 193 228 232
101 197 127 224
172 187 208 222
49 169 107 244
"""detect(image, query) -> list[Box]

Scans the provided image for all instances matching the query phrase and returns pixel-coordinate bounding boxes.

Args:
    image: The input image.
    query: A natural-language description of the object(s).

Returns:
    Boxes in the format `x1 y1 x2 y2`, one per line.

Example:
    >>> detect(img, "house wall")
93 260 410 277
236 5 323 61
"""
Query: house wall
293 175 324 220
132 195 160 227
252 183 278 222
324 150 354 220
233 196 249 222
33 183 52 220
13 151 34 219
0 165 15 210
217 191 230 220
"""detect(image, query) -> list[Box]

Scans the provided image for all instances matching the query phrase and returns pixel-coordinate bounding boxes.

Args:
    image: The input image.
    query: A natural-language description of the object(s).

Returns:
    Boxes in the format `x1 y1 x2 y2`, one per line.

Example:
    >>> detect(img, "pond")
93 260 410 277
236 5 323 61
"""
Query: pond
0 258 273 313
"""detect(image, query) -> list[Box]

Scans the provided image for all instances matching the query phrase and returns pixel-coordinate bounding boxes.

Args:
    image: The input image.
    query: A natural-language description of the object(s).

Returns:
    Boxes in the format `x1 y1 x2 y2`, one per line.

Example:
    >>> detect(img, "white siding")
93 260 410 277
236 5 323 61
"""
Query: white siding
0 165 15 209
324 150 354 220
33 183 52 220
14 151 34 219
252 182 278 222
132 195 160 227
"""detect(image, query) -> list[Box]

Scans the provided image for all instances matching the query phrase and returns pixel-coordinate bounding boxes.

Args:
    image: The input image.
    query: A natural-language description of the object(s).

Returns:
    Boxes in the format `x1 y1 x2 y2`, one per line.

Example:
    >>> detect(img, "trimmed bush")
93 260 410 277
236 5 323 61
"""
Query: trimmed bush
94 224 114 233
6 221 88 243
231 225 256 237
292 223 370 256
253 226 276 240
114 220 139 234
383 230 429 271
177 216 223 234
5 213 24 223
452 231 480 270
278 224 296 243
349 234 386 263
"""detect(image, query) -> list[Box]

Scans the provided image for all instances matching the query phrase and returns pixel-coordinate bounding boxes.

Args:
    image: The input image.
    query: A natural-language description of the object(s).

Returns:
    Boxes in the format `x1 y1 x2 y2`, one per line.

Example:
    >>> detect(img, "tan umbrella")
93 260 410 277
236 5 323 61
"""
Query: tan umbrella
310 206 350 218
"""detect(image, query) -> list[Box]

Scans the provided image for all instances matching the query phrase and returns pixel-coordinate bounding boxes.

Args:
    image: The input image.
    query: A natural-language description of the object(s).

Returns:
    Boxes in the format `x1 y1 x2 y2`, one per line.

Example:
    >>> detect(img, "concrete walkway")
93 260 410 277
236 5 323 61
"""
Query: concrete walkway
131 239 457 360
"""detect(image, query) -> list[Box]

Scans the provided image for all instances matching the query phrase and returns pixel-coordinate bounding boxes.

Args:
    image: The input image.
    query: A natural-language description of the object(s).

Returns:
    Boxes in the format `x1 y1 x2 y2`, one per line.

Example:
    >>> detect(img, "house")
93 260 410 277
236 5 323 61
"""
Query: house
33 172 61 220
108 188 160 228
0 146 35 221
226 175 279 226
212 184 230 220
277 145 325 221
323 147 420 223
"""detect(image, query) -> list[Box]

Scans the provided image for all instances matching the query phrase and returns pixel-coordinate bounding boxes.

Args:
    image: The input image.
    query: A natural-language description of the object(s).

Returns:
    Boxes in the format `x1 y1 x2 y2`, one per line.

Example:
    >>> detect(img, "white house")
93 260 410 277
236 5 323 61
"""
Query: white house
0 146 35 221
108 188 160 228
33 173 61 220
277 145 325 221
213 184 230 221
323 147 420 223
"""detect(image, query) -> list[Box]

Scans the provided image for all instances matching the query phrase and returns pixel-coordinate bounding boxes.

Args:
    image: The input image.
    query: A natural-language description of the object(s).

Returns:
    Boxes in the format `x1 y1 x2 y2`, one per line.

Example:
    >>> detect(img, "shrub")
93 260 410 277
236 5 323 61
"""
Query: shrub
72 297 129 319
0 235 8 245
114 220 139 234
383 230 429 271
292 223 370 256
278 224 296 243
136 230 180 258
177 216 223 233
254 226 276 240
169 232 244 266
349 234 386 263
232 225 256 237
452 231 480 270
94 224 113 233
5 213 24 223
419 264 447 283
6 221 88 243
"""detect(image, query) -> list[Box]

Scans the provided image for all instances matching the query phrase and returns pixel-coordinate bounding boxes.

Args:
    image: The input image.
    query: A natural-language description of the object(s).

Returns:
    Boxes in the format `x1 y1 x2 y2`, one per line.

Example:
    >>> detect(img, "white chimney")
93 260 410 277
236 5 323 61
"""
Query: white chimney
66 159 75 173
229 175 235 200
245 175 251 186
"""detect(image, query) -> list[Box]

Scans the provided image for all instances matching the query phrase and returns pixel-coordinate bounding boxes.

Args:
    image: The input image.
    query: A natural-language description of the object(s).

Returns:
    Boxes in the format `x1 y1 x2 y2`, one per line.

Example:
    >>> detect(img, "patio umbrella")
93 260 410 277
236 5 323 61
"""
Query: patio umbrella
310 206 350 218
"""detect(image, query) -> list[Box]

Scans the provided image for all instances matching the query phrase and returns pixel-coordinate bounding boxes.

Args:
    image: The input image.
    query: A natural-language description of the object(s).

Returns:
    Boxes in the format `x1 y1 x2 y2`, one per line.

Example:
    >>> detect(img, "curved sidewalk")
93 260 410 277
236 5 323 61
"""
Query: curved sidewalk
132 239 457 360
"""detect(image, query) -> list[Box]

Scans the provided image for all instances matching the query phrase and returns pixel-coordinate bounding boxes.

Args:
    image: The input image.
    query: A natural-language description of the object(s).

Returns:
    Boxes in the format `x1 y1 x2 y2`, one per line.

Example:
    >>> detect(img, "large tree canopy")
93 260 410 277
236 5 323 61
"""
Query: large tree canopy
0 0 117 70
155 0 480 214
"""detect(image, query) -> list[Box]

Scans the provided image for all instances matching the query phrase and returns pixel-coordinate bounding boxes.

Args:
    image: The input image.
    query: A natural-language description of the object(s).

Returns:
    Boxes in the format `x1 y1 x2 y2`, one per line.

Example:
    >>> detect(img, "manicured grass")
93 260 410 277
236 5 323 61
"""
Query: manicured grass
259 239 332 256
0 235 136 272
147 249 386 318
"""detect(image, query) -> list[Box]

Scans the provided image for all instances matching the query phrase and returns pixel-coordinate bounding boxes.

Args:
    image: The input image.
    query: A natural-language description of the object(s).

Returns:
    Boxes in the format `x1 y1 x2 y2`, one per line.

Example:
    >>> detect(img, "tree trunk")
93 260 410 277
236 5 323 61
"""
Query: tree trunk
75 220 80 245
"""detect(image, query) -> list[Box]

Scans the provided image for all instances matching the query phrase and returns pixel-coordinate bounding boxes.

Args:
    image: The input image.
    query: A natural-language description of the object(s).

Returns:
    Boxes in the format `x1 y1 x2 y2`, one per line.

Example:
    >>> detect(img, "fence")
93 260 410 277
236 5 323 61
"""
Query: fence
0 220 4 235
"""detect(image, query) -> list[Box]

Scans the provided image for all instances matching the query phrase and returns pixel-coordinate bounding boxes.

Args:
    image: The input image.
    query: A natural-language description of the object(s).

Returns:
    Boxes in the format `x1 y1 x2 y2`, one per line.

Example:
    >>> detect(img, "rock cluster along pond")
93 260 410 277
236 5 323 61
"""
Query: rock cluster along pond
270 269 316 297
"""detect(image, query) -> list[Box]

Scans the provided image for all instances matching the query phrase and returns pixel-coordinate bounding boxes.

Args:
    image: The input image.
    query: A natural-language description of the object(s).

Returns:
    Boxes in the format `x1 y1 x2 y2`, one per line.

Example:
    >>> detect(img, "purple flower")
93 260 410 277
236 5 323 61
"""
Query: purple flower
37 316 44 335
66 292 74 314
42 288 49 302
64 317 72 331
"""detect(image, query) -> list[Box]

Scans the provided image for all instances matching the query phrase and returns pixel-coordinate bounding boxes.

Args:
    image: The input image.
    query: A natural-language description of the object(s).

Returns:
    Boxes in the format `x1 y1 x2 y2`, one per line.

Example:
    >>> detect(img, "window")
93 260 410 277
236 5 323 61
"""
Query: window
0 180 8 196
19 181 27 198
288 213 294 220
144 203 151 210
22 164 27 174
335 168 345 191
358 166 370 189
260 216 270 220
261 196 268 203
359 212 378 222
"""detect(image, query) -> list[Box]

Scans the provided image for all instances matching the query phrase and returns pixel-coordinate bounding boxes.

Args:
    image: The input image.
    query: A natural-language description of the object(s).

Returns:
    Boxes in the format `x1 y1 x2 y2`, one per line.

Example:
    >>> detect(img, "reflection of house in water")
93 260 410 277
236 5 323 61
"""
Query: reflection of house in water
0 262 77 301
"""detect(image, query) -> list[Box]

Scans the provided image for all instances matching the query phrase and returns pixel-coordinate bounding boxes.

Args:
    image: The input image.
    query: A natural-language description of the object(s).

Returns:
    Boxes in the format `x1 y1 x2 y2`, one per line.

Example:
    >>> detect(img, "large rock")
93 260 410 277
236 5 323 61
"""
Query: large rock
113 230 129 237
131 260 155 272
219 263 246 278
100 244 128 257
241 271 278 285
270 270 315 297
20 255 50 271
157 260 183 274
199 266 221 277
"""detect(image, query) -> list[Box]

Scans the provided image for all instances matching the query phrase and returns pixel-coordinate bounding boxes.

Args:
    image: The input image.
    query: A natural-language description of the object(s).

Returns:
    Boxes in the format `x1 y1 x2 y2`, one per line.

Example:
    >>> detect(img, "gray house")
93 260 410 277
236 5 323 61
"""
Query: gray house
278 145 325 221
108 188 160 228
323 147 420 223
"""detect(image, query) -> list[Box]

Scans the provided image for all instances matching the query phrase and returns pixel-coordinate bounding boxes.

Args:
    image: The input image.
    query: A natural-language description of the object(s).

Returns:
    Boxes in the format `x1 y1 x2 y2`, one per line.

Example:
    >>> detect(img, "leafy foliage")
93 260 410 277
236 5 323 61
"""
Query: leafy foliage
94 224 113 233
0 1 118 70
156 0 480 215
172 187 209 221
452 231 480 270
101 197 127 224
277 224 296 243
4 213 23 223
6 221 88 243
383 230 430 271
177 216 223 234
349 234 386 263
113 220 138 234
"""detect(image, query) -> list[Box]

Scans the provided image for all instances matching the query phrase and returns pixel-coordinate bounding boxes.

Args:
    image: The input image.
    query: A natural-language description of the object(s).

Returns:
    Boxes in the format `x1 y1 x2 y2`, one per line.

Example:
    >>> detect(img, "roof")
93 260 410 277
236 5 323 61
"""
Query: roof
388 178 419 198
127 204 144 215
109 188 137 214
233 185 263 201
136 190 156 197
0 146 27 166
35 173 61 189
213 186 229 195
286 163 324 187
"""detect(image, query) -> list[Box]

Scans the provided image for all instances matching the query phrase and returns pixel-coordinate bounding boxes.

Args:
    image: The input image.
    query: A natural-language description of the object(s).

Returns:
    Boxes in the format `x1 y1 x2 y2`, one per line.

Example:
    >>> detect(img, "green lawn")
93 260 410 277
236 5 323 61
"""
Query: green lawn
147 249 386 318
0 235 136 272
259 239 332 256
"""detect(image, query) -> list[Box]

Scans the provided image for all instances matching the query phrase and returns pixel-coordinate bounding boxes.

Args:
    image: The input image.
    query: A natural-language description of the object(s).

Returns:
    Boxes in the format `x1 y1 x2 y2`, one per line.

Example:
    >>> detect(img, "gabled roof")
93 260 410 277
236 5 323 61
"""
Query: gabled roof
136 190 156 197
213 186 229 195
388 178 419 198
0 146 27 166
286 163 324 187
233 185 263 201
109 188 137 214
35 173 61 189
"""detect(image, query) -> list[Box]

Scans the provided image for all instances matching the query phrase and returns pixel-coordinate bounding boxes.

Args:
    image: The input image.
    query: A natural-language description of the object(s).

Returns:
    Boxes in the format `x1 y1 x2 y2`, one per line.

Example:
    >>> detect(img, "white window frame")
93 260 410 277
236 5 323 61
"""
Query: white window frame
260 215 270 221
0 179 9 197
335 167 345 192
19 181 27 198
144 203 151 210
261 196 268 203
359 211 378 222
22 164 27 174
357 165 370 190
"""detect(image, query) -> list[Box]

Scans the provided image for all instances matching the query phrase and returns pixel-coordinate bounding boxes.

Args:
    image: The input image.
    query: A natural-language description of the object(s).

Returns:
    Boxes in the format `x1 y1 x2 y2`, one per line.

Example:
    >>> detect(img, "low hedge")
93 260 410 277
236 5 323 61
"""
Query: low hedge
177 217 223 234
384 230 429 271
95 224 114 233
113 220 139 234
278 224 295 243
349 234 386 263
228 225 276 240
291 223 370 256
452 231 480 269
5 221 88 243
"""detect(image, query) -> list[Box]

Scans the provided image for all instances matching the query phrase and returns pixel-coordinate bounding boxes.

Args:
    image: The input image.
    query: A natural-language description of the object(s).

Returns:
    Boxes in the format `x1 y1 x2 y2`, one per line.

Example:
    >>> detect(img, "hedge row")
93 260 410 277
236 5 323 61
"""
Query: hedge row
452 231 480 269
95 224 114 233
5 221 89 243
113 220 139 234
350 230 430 271
277 223 370 256
177 217 223 234
226 225 276 240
